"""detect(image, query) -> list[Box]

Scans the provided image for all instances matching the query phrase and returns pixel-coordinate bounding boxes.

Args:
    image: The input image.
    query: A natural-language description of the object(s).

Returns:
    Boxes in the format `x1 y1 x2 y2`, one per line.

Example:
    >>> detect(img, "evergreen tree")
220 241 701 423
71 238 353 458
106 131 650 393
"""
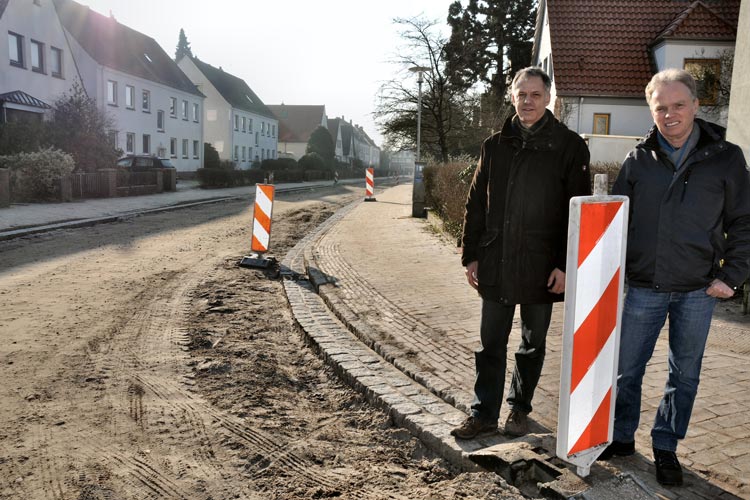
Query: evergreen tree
175 28 193 61
305 126 335 168
444 0 537 127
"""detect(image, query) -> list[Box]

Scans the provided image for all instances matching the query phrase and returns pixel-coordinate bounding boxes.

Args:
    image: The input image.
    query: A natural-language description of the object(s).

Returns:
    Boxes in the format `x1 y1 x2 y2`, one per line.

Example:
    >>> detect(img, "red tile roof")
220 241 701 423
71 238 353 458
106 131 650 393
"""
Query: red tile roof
267 105 326 143
539 0 740 97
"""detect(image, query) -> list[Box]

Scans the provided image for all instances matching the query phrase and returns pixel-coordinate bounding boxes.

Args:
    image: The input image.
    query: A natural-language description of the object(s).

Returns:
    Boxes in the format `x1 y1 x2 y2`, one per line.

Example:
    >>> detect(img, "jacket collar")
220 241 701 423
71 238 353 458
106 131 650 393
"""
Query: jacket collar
640 118 726 155
499 109 560 151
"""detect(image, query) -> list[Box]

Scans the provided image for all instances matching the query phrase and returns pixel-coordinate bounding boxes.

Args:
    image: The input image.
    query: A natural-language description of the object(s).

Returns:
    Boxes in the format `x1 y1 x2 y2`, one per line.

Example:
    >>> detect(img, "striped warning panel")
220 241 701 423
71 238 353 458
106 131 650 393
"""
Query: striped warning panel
557 196 628 473
251 184 275 253
365 168 374 198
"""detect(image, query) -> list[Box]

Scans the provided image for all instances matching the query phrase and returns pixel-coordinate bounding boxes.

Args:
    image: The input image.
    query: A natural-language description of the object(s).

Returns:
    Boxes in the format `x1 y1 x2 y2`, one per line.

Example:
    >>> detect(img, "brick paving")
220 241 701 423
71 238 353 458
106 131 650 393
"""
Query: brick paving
309 184 750 499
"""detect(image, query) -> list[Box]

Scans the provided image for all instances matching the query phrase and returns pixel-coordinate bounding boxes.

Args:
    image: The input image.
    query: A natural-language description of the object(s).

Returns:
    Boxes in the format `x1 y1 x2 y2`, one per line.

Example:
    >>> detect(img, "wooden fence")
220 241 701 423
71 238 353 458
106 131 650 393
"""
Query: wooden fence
64 168 176 200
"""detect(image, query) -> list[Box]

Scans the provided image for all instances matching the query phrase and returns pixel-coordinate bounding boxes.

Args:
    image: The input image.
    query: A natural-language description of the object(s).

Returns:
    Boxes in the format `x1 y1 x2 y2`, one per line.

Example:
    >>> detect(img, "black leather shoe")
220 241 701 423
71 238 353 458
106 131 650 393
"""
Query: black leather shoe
597 440 636 460
653 448 683 486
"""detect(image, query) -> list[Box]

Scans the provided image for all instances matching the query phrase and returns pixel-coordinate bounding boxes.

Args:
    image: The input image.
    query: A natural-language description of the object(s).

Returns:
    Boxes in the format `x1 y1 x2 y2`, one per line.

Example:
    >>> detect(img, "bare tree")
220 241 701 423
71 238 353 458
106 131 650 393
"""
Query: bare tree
375 17 477 162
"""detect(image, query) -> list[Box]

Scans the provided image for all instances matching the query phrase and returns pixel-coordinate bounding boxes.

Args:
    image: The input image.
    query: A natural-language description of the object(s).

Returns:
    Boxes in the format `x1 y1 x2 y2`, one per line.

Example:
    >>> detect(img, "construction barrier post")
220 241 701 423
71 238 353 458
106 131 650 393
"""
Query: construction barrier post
556 194 629 477
239 183 276 269
364 167 376 202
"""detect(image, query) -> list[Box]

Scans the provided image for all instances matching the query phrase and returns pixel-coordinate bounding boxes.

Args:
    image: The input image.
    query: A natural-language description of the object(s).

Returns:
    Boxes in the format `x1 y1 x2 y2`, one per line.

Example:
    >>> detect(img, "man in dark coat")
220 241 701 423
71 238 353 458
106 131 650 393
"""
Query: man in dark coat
452 67 591 439
600 68 750 487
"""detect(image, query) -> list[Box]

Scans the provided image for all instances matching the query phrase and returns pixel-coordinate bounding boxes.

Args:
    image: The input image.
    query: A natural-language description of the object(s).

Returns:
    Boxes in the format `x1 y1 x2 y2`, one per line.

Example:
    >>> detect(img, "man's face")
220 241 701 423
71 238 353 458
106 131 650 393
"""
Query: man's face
511 76 551 127
649 81 699 147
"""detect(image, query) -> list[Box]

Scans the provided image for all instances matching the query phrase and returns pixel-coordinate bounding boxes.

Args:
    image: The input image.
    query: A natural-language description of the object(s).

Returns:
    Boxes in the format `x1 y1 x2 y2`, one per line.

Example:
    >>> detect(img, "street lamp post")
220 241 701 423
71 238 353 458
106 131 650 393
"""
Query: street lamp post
409 66 429 217
409 66 429 162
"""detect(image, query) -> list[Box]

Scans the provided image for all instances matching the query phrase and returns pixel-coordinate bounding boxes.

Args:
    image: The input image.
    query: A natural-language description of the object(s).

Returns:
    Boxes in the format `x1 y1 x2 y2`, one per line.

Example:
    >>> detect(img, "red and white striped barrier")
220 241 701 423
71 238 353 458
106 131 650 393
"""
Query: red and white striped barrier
251 183 275 254
364 168 376 201
557 195 628 476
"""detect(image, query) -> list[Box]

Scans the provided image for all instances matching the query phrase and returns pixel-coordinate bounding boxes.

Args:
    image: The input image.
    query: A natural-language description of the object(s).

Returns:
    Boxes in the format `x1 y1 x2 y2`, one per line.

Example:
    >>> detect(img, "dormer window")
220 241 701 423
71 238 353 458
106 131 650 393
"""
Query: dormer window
245 95 254 104
144 53 153 63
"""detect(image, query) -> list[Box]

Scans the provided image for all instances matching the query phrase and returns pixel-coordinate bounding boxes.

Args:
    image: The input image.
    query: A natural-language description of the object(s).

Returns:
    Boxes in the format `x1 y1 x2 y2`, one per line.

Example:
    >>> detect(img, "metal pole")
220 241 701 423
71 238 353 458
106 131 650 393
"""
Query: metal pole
416 72 423 162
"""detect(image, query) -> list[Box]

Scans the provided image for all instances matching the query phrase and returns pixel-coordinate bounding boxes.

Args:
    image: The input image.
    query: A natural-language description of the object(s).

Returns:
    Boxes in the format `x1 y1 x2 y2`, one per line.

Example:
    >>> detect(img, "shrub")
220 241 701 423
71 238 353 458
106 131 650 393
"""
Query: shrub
261 158 298 171
424 157 475 239
203 143 221 169
0 148 75 201
298 152 326 171
196 167 234 188
0 120 45 155
589 162 621 193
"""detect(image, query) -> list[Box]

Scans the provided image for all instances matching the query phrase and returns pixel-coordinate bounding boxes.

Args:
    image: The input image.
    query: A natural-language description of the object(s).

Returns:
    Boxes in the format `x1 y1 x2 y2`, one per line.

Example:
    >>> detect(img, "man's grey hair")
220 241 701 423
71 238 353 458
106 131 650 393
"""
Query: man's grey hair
511 67 552 93
645 68 698 104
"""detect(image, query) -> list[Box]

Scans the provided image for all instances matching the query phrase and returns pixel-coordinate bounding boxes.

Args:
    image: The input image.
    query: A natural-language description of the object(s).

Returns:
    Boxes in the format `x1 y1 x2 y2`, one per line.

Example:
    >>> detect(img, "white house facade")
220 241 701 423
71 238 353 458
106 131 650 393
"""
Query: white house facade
55 0 204 172
178 56 277 168
0 0 80 120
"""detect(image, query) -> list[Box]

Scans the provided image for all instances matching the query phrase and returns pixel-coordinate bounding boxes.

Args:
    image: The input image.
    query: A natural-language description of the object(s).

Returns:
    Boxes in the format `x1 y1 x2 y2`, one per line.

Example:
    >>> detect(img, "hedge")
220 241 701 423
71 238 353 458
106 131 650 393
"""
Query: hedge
0 148 75 201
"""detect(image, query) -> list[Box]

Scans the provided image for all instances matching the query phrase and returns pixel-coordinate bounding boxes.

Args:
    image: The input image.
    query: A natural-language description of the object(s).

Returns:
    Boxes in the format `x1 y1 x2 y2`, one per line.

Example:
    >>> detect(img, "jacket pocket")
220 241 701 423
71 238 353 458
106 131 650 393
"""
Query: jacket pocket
477 230 501 286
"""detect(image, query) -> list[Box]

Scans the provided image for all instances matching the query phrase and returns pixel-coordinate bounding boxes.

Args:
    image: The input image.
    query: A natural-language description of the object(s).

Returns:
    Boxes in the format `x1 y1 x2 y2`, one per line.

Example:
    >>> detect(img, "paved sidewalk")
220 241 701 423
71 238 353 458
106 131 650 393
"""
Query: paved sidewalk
0 178 354 238
309 184 750 499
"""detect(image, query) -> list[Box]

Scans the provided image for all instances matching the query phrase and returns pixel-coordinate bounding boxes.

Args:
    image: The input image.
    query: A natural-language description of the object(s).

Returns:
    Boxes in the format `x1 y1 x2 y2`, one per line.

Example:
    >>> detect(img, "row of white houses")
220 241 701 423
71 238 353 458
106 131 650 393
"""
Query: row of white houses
0 0 380 172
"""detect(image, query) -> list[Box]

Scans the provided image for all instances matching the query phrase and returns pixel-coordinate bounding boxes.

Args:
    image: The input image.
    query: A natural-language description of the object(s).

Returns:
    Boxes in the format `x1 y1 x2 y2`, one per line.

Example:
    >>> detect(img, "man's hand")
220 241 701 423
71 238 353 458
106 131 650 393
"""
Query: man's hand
465 261 479 290
547 268 566 294
706 278 735 299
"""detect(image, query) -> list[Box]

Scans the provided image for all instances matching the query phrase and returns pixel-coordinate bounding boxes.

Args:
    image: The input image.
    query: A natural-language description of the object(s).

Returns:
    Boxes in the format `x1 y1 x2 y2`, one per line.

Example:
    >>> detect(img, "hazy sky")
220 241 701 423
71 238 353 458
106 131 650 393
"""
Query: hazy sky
77 0 456 146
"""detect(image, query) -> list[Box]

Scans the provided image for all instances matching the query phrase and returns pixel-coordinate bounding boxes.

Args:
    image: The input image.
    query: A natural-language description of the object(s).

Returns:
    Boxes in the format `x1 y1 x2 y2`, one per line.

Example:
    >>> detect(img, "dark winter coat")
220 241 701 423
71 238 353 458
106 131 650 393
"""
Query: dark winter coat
462 111 591 304
612 119 750 291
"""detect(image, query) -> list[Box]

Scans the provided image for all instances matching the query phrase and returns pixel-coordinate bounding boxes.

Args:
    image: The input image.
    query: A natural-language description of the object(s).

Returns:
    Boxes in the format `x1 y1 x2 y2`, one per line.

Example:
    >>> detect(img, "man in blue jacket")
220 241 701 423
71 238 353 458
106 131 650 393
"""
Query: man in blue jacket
454 67 591 440
602 68 750 487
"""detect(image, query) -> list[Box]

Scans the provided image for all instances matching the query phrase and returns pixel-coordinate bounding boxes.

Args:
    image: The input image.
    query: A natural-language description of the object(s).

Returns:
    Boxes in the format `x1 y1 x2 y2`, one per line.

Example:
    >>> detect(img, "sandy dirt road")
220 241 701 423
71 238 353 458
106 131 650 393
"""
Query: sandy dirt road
0 185 521 500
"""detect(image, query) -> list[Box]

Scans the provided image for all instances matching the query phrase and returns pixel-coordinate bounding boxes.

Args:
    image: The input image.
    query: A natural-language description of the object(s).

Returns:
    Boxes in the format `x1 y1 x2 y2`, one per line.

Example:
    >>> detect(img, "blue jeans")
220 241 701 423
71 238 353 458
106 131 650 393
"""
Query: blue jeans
613 286 716 451
471 300 552 423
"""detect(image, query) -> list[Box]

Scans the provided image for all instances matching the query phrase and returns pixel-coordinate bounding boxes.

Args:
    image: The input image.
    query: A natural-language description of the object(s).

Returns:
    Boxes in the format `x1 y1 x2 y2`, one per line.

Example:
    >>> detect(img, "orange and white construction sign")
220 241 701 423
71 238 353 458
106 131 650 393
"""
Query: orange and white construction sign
365 168 374 198
251 184 275 254
557 195 628 476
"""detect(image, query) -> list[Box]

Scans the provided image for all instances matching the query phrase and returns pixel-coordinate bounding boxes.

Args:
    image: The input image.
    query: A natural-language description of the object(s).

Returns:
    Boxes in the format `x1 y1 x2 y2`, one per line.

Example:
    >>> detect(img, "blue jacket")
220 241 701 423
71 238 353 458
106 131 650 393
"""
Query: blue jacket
613 119 750 291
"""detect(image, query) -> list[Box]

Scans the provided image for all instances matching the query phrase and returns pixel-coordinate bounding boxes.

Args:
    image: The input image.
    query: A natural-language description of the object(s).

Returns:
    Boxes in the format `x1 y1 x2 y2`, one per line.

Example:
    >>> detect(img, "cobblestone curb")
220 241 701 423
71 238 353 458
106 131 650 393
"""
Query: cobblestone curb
280 200 594 499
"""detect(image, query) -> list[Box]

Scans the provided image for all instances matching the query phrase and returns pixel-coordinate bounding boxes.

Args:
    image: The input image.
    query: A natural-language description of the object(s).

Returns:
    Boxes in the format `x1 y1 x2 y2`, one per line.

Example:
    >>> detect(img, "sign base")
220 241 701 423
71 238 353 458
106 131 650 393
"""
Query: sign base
239 253 276 269
364 197 377 202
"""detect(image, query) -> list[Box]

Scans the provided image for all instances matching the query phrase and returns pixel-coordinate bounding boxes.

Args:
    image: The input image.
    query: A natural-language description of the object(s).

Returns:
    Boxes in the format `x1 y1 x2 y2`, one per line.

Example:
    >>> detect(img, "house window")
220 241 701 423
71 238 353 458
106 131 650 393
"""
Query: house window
593 113 610 135
170 137 177 157
272 124 276 137
242 116 246 132
182 139 189 158
234 145 239 160
126 133 135 153
30 40 44 73
255 132 259 146
234 114 239 131
248 119 253 132
248 147 253 160
50 46 62 77
242 146 246 161
142 90 150 112
109 130 118 149
125 85 134 109
261 122 265 135
169 97 176 117
181 100 188 120
192 103 199 122
107 80 117 106
8 32 23 67
157 110 165 131
142 134 150 154
684 58 721 105
193 140 200 159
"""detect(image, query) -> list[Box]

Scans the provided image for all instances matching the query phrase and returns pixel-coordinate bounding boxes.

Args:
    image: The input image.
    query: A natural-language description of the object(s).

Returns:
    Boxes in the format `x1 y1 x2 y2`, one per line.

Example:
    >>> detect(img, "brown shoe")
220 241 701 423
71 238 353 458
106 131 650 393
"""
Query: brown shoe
450 416 497 439
503 410 529 437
